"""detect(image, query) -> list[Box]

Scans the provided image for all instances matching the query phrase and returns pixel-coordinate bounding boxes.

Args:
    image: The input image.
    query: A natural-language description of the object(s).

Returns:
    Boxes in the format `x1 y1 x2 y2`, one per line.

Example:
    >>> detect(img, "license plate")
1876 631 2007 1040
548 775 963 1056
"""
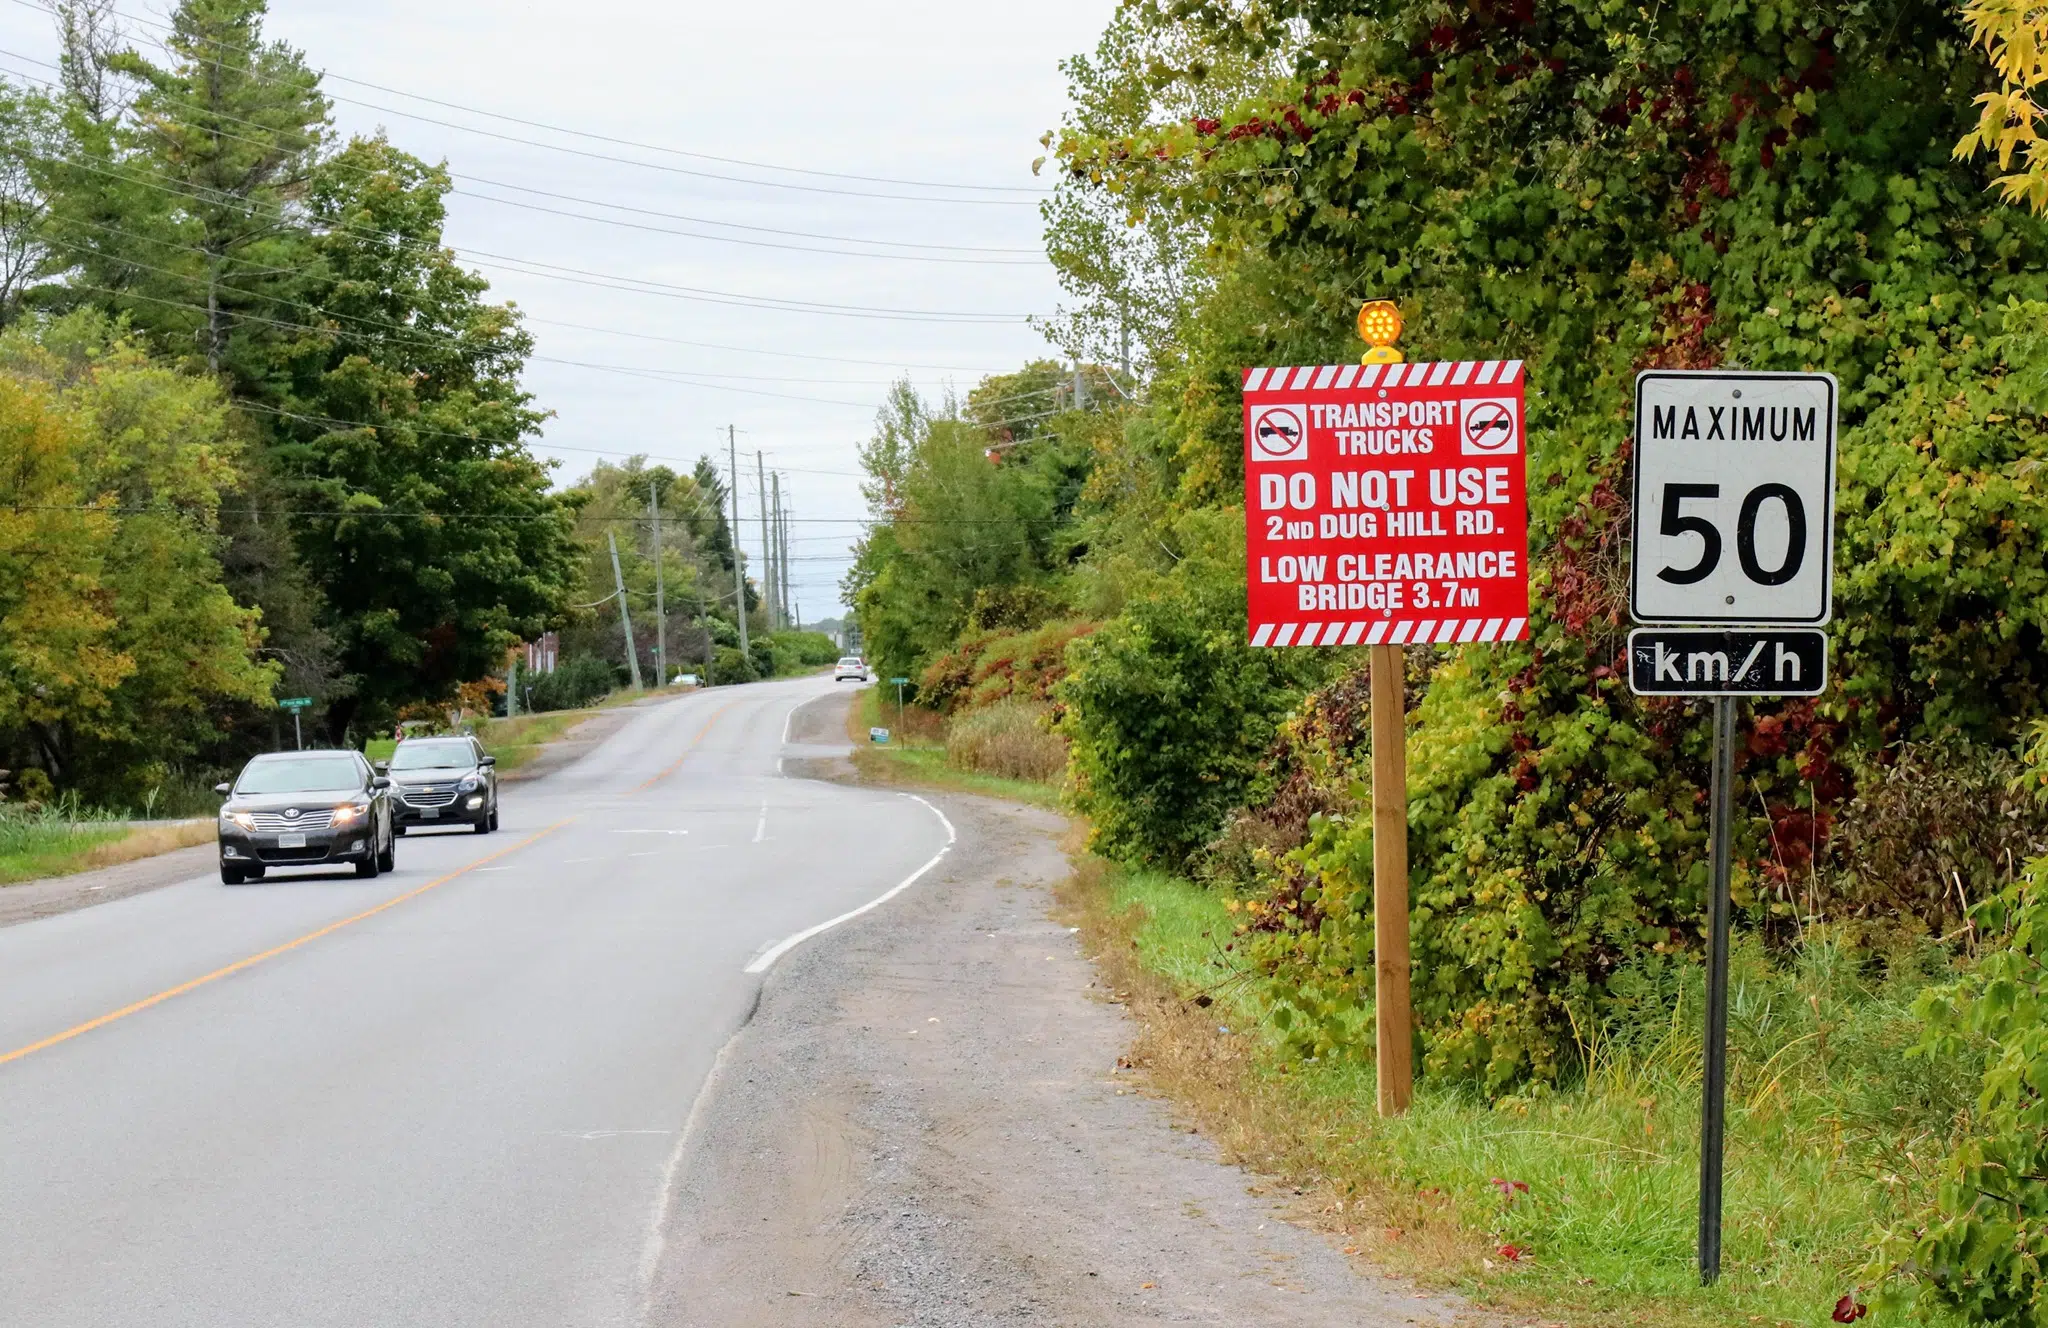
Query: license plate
277 833 307 849
420 808 439 819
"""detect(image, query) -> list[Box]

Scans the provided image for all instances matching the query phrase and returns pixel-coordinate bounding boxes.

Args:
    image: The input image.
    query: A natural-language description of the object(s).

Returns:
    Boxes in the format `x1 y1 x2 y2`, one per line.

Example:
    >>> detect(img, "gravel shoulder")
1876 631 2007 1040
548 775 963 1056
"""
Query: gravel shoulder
645 693 1464 1327
0 842 217 930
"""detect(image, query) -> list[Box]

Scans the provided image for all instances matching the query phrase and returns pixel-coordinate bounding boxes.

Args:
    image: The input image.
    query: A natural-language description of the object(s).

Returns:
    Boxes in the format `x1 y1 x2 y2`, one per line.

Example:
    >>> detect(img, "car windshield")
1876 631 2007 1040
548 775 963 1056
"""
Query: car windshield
390 742 473 771
236 756 361 794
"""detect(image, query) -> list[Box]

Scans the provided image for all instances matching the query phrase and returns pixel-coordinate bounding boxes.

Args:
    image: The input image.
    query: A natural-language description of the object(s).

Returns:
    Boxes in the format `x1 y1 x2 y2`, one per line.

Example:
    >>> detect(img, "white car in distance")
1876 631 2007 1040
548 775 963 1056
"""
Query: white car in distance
833 657 870 682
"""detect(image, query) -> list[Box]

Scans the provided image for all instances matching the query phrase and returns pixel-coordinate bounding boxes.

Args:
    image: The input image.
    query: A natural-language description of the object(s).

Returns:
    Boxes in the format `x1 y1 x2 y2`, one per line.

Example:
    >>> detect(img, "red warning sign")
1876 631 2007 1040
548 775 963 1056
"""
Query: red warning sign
1241 359 1531 647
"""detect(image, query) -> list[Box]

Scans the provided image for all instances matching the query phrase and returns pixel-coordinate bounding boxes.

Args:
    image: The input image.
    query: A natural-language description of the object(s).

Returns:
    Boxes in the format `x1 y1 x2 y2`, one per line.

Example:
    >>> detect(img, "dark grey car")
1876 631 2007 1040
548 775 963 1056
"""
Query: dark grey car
385 736 498 835
215 751 396 885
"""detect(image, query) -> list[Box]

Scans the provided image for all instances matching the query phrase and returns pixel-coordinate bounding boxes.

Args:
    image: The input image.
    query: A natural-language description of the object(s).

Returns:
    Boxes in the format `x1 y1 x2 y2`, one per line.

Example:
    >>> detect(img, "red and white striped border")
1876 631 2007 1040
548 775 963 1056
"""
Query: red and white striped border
1241 361 1525 393
1251 618 1528 647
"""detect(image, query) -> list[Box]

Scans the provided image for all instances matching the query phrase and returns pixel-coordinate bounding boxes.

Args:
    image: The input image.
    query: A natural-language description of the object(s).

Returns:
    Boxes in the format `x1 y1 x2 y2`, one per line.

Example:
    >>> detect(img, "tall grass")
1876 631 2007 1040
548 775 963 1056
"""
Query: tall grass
1088 869 1973 1326
945 699 1067 781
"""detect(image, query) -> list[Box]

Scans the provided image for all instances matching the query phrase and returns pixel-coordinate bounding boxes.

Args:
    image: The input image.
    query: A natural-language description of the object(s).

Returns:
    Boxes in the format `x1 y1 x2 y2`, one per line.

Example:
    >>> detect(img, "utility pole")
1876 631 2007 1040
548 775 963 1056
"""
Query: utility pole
1074 360 1087 411
727 426 749 659
771 472 789 630
607 530 643 690
755 451 775 632
649 482 667 687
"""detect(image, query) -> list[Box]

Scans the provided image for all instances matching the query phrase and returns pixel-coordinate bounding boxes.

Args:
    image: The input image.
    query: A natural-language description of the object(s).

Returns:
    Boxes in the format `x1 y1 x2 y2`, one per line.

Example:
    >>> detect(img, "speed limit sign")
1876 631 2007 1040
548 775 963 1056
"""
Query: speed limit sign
1630 371 1837 625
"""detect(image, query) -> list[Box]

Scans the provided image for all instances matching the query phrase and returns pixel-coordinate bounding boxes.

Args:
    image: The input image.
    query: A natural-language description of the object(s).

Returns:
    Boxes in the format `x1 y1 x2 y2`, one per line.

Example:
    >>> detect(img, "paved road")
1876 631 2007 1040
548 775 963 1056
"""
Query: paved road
0 677 948 1328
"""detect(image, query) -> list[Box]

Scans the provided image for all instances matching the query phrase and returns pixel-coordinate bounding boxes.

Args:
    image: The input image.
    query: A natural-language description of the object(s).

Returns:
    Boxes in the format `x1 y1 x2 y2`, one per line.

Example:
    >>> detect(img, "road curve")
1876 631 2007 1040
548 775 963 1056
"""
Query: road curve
0 676 945 1328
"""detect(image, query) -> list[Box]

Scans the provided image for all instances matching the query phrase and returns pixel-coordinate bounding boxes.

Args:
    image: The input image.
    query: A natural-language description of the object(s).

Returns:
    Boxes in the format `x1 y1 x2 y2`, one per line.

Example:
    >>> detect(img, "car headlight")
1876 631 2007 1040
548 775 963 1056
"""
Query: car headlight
331 803 368 825
457 774 481 792
224 810 255 831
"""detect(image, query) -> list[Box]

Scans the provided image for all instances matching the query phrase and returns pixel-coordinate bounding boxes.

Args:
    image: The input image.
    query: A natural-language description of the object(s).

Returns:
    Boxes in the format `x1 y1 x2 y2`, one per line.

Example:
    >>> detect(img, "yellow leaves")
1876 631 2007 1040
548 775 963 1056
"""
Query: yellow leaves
1956 0 2048 212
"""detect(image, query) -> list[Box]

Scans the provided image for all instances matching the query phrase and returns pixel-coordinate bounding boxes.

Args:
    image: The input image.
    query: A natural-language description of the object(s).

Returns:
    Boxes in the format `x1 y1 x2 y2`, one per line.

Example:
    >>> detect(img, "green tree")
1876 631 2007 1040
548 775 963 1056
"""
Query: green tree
98 0 327 380
266 135 574 732
0 312 276 795
1040 0 2048 1087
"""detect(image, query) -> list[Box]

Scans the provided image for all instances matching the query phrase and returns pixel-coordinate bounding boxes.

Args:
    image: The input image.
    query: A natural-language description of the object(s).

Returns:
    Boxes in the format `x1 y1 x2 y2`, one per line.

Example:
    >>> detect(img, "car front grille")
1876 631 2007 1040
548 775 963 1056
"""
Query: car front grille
399 782 460 808
249 809 335 832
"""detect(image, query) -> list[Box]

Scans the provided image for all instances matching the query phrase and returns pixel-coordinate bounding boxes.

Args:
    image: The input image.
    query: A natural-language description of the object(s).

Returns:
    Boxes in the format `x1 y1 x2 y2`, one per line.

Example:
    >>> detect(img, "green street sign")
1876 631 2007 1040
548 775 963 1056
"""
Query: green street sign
278 697 313 710
890 677 909 685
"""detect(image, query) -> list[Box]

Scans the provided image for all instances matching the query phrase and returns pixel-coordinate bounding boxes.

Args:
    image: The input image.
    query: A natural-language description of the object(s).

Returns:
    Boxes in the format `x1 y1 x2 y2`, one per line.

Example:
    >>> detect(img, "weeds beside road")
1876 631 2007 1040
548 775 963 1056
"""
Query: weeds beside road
1063 865 1972 1328
842 685 1970 1327
845 686 1062 810
0 810 213 887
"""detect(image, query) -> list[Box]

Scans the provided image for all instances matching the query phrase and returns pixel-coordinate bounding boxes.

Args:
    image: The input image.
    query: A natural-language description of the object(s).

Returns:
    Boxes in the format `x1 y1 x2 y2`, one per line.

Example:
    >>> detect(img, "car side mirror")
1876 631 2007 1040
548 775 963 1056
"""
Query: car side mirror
371 776 391 790
479 755 496 767
214 782 232 797
373 761 389 774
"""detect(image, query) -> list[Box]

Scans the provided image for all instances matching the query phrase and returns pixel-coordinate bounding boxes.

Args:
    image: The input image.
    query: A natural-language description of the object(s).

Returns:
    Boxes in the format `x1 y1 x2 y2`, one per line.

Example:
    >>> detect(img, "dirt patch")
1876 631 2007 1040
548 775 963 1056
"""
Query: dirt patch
644 713 1467 1326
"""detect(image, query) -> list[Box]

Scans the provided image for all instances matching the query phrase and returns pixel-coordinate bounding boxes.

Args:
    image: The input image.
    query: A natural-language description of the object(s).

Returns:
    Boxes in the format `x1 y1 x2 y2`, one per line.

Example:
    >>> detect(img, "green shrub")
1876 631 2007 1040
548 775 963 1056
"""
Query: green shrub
1058 511 1335 869
1878 737 2048 1322
1879 854 2048 1323
766 630 840 670
522 654 614 712
920 618 1099 715
945 700 1067 782
712 645 758 685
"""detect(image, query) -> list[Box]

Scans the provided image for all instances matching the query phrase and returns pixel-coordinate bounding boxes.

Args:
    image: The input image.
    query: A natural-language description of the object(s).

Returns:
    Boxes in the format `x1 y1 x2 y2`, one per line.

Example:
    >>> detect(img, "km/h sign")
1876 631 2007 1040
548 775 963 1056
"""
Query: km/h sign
1627 627 1826 697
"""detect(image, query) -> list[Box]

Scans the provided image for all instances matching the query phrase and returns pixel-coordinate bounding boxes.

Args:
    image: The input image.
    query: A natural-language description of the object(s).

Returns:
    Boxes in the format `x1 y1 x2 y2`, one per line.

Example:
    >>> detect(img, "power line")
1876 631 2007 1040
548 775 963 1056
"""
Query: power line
0 42 1044 258
5 1 1046 205
42 207 1078 416
450 175 1040 252
442 183 1044 265
1 130 1033 320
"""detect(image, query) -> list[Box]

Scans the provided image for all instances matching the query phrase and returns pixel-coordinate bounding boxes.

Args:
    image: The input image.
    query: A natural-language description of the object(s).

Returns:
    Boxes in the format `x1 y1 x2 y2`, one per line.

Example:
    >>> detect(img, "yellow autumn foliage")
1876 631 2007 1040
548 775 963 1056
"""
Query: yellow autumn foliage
1958 0 2048 211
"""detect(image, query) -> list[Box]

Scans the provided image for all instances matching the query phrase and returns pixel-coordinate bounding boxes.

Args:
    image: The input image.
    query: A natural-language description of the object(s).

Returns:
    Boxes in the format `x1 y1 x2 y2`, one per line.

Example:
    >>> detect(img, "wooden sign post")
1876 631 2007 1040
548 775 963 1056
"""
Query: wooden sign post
1369 640 1413 1116
1239 300 1531 1120
1361 298 1413 1116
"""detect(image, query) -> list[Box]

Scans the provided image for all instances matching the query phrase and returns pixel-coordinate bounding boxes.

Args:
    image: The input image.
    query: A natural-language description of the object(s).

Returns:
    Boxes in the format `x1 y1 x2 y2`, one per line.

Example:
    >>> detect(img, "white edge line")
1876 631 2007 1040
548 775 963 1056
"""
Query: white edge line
742 794 955 974
637 1021 746 1298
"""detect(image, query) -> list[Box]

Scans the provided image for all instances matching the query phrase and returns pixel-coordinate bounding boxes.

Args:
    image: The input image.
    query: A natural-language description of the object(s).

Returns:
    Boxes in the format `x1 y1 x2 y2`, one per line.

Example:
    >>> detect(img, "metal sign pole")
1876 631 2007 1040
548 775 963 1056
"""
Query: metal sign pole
1698 694 1736 1284
293 710 303 752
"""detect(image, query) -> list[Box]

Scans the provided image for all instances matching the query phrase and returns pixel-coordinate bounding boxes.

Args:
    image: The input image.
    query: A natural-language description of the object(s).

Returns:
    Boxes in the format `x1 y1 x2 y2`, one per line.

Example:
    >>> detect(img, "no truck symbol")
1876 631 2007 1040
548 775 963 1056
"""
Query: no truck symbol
1460 398 1518 456
1249 404 1309 462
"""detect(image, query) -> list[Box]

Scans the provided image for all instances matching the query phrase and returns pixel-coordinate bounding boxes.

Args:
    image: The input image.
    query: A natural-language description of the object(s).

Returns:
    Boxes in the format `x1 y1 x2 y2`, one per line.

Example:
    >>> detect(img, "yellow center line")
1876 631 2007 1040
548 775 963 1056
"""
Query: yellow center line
636 701 735 790
0 819 573 1070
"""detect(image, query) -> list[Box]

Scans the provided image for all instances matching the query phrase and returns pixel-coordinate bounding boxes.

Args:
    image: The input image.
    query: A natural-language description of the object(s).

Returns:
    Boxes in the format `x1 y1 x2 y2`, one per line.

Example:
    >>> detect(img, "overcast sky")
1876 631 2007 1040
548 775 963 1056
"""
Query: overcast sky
0 0 1115 619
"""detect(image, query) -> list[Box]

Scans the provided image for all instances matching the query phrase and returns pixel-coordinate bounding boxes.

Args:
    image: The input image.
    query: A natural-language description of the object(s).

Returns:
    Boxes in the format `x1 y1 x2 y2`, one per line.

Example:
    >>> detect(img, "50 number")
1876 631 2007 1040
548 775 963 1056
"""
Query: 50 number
1656 483 1807 587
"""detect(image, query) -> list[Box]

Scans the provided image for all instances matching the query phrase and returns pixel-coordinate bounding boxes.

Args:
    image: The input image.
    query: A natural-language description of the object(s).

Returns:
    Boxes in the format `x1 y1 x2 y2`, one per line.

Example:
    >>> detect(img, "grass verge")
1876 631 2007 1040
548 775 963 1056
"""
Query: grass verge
843 687 1062 810
1059 862 1962 1328
0 817 213 886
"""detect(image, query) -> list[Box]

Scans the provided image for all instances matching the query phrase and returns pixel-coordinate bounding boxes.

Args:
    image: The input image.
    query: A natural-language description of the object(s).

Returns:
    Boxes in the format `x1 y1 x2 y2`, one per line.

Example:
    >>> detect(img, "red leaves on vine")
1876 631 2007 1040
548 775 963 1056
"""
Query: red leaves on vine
1544 455 1630 640
1832 1294 1868 1322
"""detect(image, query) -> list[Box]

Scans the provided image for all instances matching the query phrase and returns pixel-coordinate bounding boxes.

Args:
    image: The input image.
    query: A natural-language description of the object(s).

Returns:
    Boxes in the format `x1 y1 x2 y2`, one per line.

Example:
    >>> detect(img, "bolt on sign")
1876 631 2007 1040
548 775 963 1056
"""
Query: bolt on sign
1241 359 1531 647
